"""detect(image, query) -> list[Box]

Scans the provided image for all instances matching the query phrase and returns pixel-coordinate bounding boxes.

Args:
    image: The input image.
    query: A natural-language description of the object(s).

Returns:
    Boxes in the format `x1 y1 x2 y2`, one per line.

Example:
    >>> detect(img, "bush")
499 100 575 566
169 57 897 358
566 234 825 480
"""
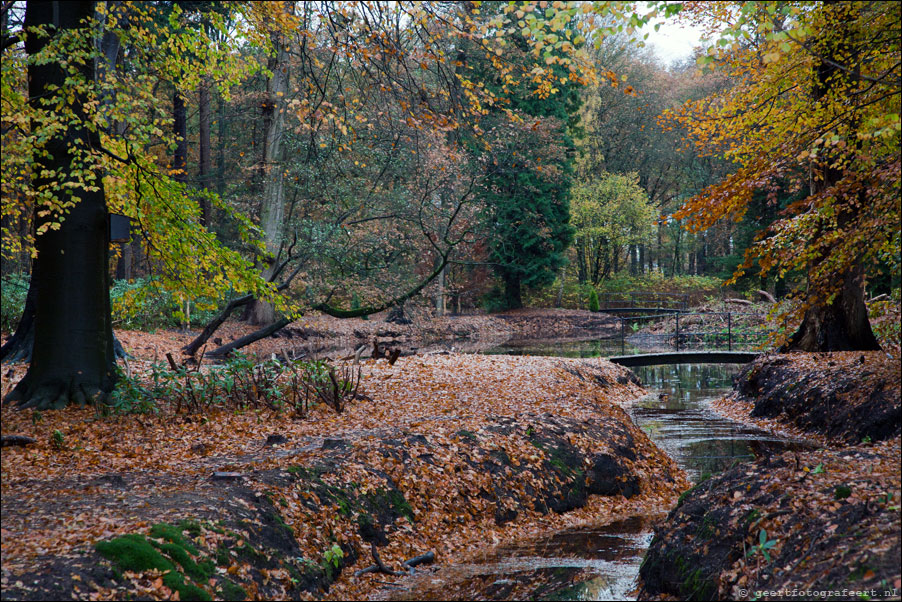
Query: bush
1 273 29 334
588 288 600 312
108 352 363 416
111 277 223 331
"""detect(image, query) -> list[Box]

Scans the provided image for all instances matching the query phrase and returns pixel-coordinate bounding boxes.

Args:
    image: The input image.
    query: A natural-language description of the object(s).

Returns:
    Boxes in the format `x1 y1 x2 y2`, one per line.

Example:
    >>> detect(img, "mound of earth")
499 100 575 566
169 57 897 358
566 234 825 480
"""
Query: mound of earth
1 353 684 601
732 352 901 444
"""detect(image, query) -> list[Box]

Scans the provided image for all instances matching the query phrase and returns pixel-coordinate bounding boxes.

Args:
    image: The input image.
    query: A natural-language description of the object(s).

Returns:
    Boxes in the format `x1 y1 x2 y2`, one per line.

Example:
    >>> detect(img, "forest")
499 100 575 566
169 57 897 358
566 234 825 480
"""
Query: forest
1 1 900 601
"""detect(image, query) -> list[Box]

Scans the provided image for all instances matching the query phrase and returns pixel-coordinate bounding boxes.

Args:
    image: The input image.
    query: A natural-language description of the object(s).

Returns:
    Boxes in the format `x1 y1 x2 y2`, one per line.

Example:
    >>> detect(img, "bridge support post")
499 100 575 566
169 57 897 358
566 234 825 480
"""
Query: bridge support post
676 313 680 351
620 317 625 355
728 312 732 351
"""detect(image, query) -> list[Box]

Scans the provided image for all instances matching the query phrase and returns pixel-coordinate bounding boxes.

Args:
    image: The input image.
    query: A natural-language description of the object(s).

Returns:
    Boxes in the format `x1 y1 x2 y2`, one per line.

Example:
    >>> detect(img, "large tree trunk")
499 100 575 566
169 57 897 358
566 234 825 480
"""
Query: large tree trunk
5 0 117 409
784 265 879 351
172 90 188 183
244 24 290 325
783 0 879 353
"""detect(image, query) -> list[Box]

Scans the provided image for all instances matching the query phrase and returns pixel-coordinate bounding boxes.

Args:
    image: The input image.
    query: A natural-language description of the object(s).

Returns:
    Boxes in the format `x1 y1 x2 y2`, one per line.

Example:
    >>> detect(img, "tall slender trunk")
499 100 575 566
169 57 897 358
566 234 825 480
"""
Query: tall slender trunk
172 91 188 183
216 92 226 196
197 80 212 226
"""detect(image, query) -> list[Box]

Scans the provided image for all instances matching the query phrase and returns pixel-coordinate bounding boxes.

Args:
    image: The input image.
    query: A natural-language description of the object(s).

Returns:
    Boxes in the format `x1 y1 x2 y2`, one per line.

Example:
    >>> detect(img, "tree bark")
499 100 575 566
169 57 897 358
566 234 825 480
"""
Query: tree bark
172 90 188 184
244 21 291 325
5 0 117 409
784 263 879 351
783 0 879 352
197 80 212 226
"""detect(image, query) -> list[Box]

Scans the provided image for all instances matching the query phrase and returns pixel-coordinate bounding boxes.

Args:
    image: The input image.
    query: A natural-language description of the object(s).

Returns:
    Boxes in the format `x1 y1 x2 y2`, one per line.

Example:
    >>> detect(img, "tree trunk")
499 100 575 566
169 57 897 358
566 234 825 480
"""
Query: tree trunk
503 275 522 310
197 80 212 226
5 0 117 409
784 265 879 351
244 23 290 326
172 91 188 183
575 242 587 284
434 261 446 316
216 91 226 196
554 264 566 308
783 0 879 352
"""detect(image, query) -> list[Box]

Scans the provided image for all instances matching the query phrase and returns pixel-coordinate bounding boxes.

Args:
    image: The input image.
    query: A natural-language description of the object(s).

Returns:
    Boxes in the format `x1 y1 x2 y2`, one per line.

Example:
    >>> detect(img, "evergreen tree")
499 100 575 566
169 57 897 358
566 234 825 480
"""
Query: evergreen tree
477 21 581 309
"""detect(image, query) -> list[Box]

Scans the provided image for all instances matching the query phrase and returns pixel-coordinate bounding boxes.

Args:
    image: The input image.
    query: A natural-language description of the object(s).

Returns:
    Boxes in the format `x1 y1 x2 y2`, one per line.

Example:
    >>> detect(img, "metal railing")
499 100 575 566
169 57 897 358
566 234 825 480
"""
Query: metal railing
615 311 769 355
598 291 690 311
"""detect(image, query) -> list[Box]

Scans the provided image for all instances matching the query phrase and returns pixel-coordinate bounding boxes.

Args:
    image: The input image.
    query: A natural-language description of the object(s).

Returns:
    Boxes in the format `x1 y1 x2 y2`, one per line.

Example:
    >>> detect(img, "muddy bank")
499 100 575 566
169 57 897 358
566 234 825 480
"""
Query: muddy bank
1 354 683 601
638 352 901 601
733 352 900 444
638 439 901 601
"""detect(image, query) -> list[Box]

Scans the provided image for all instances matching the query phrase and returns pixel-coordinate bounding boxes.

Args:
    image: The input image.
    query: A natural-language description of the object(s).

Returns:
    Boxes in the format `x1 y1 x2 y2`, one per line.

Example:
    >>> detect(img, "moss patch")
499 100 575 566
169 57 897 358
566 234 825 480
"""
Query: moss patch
95 533 211 601
95 534 175 574
219 579 248 601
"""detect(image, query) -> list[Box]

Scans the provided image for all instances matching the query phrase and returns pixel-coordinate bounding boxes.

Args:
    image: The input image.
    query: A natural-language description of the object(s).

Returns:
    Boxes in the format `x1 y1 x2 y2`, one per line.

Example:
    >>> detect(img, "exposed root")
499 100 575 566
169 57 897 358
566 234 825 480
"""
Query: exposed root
4 378 110 410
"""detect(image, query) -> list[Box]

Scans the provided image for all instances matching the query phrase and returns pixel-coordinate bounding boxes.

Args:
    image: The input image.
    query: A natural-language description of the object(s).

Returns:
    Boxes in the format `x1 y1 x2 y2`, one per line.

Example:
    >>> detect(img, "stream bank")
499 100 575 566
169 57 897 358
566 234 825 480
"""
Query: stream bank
639 352 901 601
0 353 683 601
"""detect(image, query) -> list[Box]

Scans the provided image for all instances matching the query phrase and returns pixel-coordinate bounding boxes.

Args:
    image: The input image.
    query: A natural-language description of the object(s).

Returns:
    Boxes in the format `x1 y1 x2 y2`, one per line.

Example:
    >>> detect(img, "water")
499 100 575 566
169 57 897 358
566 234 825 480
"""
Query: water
484 337 645 358
390 347 811 601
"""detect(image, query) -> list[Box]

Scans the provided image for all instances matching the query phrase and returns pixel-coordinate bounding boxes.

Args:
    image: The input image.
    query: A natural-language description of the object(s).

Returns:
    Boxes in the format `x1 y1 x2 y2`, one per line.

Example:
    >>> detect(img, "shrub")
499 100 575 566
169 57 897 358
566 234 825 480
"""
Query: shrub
110 277 223 331
108 352 363 416
588 288 600 312
0 273 29 334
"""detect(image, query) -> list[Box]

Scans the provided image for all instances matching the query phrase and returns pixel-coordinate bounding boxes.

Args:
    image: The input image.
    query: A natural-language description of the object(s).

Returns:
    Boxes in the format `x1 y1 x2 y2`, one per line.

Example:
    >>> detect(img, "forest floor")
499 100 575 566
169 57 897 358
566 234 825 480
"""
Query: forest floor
640 351 902 601
1 308 685 601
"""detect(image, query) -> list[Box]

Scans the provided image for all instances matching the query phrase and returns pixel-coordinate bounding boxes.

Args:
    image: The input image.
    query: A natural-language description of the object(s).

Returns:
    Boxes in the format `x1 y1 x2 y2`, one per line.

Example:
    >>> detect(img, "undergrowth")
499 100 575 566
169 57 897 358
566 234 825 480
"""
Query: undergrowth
109 352 362 416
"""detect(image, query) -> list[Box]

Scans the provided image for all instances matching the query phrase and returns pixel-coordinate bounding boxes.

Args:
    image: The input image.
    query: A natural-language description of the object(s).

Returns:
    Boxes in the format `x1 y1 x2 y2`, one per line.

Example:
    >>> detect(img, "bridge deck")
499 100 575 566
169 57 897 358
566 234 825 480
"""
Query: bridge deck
608 351 760 367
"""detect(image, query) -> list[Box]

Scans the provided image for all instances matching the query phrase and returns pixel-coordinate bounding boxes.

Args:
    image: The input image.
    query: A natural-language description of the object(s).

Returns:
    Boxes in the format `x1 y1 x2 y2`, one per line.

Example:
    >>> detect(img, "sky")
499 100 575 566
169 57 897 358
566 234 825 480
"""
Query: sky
641 18 708 68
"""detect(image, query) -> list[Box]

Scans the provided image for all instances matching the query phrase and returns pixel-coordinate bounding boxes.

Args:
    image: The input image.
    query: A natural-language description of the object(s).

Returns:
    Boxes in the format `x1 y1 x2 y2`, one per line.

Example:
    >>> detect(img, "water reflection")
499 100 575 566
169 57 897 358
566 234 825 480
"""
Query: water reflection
484 337 642 358
630 364 812 482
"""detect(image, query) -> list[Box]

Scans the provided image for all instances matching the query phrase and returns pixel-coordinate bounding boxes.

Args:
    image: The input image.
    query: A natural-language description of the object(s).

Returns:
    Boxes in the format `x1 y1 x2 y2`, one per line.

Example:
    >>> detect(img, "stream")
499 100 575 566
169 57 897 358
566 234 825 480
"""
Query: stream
389 343 813 601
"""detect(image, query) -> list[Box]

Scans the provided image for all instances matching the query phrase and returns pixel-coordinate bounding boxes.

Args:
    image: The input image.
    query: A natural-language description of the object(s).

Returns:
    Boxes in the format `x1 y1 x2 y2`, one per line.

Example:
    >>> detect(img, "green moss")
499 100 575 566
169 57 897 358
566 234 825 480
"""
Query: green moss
216 543 232 566
287 465 326 479
95 534 175 573
835 485 852 500
364 488 414 522
236 541 266 563
456 429 477 439
695 513 716 540
149 523 199 554
219 580 248 601
157 543 214 580
95 533 211 601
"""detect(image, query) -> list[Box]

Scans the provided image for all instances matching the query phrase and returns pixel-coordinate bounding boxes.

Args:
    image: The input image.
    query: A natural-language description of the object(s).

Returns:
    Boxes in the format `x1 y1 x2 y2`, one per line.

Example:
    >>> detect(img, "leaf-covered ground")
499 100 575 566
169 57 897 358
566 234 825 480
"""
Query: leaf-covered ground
1 339 685 601
640 352 902 601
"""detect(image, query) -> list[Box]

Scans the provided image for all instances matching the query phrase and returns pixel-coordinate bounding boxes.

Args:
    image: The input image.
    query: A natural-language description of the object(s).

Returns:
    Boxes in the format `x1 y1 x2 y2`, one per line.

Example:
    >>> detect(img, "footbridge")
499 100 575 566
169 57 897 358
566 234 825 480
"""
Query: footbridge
607 350 760 367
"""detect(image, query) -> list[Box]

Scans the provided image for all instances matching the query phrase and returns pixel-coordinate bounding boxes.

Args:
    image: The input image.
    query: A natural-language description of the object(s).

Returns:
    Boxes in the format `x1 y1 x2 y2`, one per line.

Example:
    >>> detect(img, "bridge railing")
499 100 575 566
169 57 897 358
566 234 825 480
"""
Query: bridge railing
598 292 690 311
614 311 770 354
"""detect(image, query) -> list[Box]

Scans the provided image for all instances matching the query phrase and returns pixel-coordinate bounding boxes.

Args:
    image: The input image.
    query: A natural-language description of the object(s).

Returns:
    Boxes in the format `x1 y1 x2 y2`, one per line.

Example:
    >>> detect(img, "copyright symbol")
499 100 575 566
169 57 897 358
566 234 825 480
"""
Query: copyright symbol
739 589 749 598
